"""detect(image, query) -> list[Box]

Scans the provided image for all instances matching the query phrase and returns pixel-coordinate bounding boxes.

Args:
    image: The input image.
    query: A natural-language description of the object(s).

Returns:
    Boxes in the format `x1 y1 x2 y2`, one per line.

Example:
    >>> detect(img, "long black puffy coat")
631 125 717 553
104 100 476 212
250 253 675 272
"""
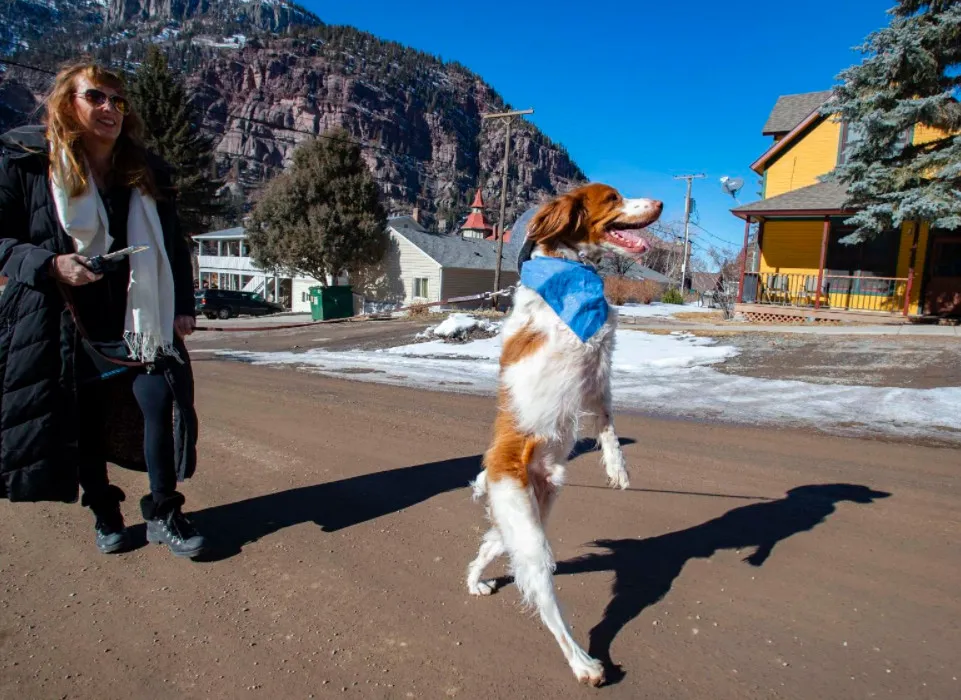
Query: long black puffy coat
0 125 198 503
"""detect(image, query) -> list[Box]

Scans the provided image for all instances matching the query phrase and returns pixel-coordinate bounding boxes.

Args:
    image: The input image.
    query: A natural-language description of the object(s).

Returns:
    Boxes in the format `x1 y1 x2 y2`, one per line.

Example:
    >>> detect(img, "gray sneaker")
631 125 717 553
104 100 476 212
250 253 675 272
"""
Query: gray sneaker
142 493 206 559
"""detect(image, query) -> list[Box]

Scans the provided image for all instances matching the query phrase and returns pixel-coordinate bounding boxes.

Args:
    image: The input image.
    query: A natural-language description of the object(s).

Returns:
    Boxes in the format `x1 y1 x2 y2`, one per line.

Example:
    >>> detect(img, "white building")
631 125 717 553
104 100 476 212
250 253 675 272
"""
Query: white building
368 215 519 308
193 215 523 314
193 227 342 313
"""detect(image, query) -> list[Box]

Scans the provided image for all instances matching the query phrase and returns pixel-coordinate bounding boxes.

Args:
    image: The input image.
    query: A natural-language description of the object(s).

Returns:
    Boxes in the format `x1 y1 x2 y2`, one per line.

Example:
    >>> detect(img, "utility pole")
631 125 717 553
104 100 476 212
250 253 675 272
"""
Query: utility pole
481 108 534 304
673 173 705 292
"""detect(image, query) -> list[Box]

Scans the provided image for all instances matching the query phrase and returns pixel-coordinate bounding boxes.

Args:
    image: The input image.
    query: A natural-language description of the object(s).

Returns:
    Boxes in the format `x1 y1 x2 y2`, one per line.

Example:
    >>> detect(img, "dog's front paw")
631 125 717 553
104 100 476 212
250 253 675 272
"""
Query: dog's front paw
467 579 497 596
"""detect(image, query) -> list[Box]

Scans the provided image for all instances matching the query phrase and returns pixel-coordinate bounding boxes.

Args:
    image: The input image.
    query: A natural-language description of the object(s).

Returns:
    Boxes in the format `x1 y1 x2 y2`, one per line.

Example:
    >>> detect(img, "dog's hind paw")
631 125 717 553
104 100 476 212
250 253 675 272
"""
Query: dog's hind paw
467 579 497 596
571 656 605 687
607 469 630 490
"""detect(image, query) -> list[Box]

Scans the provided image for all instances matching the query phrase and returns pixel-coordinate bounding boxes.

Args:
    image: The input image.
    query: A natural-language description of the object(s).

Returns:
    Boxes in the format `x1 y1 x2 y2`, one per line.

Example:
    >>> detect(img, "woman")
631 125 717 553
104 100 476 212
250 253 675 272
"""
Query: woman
0 62 205 558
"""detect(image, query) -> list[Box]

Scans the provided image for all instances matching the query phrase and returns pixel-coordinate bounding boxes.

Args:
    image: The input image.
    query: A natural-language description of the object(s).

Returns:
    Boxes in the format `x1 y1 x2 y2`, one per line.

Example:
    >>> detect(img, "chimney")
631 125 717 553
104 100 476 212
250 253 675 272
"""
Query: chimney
411 207 421 224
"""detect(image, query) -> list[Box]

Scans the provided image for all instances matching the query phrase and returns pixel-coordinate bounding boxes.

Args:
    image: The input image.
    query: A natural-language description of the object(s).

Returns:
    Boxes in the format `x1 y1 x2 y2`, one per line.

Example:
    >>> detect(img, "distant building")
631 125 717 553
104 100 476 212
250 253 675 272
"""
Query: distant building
193 228 344 313
459 189 494 239
356 215 519 309
193 212 524 314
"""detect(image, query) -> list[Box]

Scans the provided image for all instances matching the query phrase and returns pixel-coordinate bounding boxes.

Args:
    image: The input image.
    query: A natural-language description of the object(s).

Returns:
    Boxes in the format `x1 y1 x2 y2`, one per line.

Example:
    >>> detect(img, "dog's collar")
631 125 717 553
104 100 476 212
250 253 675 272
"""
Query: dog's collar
520 256 609 343
529 246 599 268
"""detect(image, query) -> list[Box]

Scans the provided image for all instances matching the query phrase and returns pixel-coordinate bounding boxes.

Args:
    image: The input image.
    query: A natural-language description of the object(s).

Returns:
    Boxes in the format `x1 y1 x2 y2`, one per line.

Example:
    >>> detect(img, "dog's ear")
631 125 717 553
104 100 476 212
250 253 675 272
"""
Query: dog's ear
528 194 585 247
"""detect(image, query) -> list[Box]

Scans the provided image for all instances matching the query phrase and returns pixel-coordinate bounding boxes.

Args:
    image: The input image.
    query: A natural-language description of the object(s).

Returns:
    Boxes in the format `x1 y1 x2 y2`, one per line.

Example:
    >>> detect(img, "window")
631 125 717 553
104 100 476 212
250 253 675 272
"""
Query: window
838 121 912 166
302 291 310 303
826 226 899 277
413 277 429 298
826 225 901 294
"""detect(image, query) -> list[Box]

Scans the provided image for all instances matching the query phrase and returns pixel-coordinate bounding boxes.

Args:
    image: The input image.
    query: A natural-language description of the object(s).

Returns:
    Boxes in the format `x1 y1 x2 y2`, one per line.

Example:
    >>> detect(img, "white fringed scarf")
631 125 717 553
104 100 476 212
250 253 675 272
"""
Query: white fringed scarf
50 150 178 364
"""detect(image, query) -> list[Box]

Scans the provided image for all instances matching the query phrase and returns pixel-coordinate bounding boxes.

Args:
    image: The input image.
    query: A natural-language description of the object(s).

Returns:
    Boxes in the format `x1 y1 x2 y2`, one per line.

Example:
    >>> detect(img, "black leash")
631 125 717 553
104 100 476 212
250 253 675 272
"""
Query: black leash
56 282 147 385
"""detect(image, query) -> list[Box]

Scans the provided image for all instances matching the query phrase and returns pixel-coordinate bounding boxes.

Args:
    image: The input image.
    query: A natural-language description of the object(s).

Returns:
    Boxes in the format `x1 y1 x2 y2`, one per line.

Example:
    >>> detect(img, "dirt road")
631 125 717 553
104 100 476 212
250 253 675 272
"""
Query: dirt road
1 361 959 699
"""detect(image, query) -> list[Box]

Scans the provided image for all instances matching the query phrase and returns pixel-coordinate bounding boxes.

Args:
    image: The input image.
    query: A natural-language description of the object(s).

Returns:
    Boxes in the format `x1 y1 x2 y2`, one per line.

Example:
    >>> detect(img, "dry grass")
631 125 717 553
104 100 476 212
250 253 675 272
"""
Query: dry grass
458 308 508 319
406 303 432 319
605 277 665 305
672 311 725 323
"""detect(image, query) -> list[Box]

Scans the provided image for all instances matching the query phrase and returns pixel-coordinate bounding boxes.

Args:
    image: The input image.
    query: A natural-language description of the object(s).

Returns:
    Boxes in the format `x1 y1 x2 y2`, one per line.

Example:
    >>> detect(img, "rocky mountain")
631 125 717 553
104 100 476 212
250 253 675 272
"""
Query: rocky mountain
104 0 320 32
0 0 586 231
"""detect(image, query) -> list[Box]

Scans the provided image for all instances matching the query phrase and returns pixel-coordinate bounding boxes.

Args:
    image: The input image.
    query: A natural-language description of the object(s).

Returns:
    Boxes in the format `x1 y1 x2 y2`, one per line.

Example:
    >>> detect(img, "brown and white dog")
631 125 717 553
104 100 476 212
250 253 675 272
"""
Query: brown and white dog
467 183 662 686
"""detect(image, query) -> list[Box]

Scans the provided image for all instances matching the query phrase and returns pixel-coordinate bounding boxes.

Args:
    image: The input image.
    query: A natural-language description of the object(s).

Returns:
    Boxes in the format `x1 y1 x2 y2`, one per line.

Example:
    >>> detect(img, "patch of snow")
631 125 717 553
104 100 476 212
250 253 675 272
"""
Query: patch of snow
610 331 737 370
220 329 961 444
415 313 500 340
152 28 181 44
388 335 502 360
192 34 248 50
363 300 402 315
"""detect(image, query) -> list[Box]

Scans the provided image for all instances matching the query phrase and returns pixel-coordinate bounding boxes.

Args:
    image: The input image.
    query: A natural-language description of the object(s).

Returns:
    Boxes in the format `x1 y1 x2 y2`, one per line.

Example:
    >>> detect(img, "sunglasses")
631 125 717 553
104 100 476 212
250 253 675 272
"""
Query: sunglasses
74 88 130 116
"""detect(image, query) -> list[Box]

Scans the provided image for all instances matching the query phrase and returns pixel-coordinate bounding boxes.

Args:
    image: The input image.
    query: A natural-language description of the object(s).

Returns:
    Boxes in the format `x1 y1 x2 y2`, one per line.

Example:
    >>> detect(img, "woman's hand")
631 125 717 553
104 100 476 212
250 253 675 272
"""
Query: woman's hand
48 254 102 286
174 315 196 339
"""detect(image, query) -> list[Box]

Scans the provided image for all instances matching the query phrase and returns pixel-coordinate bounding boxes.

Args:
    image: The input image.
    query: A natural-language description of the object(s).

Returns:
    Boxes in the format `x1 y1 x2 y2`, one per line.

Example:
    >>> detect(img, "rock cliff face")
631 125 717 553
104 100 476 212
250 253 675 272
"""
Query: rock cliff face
0 1 586 230
104 0 321 32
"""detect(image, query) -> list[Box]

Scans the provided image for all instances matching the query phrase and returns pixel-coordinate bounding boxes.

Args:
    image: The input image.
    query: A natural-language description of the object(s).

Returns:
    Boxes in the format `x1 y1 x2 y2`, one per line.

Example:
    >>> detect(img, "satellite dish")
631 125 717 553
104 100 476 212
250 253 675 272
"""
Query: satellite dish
720 175 744 198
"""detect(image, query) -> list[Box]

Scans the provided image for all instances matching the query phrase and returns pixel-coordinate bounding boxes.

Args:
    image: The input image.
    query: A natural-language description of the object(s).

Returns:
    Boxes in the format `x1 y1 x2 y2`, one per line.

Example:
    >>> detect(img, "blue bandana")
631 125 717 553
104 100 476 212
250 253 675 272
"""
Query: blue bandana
519 256 610 343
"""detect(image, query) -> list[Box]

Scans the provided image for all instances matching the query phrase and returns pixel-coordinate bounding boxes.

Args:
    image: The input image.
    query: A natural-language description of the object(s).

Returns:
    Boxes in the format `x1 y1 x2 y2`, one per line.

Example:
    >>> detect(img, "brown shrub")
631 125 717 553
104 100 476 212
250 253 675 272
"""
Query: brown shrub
407 303 431 319
604 276 664 305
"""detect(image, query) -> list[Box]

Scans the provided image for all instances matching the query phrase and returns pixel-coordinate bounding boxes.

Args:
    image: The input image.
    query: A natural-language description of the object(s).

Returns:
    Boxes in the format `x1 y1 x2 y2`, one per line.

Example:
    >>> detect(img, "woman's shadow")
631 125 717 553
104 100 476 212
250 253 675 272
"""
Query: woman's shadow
553 483 890 685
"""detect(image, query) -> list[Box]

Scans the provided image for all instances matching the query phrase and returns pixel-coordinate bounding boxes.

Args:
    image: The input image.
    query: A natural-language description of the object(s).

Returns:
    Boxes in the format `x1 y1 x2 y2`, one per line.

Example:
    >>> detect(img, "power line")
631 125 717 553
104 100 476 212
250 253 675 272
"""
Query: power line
690 221 741 253
0 38 86 69
224 111 480 165
225 113 401 154
0 58 56 75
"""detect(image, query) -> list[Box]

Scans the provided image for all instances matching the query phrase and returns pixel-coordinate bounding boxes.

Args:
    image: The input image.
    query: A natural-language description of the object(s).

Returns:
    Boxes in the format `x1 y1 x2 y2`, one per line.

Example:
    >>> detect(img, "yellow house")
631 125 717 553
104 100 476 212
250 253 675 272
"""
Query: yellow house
731 90 961 321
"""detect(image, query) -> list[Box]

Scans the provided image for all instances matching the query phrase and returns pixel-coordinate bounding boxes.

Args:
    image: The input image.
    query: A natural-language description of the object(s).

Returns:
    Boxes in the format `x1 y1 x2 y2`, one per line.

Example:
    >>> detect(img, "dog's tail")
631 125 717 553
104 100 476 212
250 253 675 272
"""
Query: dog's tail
469 469 488 501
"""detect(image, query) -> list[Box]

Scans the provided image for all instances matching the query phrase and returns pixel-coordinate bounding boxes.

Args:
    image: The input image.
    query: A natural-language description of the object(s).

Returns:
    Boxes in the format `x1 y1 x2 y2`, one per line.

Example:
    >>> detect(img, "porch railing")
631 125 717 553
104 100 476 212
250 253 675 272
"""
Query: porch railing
740 272 909 314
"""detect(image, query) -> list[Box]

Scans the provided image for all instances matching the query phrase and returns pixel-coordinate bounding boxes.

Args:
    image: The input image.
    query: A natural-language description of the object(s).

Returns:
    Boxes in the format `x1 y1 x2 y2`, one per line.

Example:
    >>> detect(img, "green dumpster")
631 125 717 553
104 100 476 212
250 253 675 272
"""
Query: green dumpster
309 285 354 321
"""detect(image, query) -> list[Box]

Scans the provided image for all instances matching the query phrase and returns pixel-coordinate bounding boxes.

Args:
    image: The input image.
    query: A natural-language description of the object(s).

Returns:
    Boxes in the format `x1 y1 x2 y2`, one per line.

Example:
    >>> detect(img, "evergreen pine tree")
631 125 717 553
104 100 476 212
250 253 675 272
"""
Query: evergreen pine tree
247 130 388 284
129 45 226 235
823 0 961 241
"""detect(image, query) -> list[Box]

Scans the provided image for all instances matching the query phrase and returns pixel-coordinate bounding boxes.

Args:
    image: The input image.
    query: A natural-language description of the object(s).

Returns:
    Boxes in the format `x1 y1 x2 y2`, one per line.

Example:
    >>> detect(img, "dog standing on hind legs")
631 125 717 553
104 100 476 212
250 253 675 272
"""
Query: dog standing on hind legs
466 183 663 686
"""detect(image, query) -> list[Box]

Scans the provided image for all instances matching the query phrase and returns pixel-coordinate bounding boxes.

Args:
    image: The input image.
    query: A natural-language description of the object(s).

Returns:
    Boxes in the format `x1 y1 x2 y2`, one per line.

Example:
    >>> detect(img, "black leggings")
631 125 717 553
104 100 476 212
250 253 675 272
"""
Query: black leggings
78 368 177 505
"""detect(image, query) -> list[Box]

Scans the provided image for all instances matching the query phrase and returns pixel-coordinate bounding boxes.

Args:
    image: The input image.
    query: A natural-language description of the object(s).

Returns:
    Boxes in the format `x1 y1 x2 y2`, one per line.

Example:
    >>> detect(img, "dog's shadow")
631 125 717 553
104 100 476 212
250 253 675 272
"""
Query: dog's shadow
551 483 890 685
188 437 632 562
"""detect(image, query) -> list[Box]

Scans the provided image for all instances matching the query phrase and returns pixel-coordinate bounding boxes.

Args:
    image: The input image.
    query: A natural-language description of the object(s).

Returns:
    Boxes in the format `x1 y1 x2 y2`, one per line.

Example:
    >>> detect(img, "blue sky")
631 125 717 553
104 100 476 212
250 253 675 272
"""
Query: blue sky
305 0 895 258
